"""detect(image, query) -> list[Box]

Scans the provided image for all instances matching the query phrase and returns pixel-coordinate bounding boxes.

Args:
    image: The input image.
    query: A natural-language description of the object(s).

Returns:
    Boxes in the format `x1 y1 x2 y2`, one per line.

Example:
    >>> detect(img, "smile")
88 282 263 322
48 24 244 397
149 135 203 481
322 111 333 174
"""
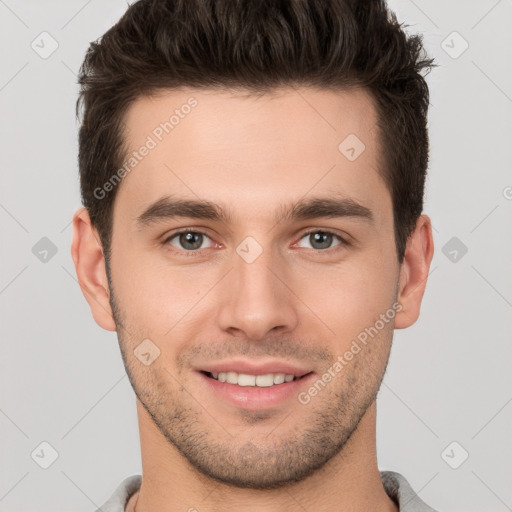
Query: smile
204 370 308 387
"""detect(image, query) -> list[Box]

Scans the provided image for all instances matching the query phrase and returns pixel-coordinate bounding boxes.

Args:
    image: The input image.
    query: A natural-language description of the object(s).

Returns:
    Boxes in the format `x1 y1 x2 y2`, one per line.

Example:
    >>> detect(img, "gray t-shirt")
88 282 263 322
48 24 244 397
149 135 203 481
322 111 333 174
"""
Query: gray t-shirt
94 471 439 511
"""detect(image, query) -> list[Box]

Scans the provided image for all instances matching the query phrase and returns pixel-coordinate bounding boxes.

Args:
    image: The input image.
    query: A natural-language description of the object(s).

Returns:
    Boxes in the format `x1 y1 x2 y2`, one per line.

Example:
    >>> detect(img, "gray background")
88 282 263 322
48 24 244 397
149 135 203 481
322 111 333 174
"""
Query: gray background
1 0 511 511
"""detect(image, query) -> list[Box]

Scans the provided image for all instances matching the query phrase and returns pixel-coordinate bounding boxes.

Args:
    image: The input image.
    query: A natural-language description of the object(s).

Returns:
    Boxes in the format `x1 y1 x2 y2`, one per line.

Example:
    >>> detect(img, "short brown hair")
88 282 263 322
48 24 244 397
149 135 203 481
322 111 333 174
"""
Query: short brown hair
76 0 435 265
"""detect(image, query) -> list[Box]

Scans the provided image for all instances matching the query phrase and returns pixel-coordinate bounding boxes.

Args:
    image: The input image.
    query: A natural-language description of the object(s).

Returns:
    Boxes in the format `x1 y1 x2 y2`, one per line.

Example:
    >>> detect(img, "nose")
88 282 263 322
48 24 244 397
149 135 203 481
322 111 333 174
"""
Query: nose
216 243 299 341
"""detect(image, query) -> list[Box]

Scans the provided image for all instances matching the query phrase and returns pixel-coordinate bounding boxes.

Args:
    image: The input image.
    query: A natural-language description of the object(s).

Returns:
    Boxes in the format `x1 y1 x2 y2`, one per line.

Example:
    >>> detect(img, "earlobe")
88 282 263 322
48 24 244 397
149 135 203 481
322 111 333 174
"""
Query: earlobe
394 214 435 329
70 207 117 332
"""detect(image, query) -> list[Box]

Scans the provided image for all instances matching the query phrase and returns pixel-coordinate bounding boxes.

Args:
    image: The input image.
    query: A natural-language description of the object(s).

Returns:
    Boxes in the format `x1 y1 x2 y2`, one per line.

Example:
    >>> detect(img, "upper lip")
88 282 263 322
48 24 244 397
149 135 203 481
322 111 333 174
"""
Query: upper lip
196 359 313 377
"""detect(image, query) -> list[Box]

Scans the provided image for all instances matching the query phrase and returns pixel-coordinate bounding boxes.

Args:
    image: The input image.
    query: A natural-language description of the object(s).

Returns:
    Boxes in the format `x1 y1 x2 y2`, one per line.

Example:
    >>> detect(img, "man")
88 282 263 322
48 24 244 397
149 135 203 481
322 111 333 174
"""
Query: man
71 0 437 510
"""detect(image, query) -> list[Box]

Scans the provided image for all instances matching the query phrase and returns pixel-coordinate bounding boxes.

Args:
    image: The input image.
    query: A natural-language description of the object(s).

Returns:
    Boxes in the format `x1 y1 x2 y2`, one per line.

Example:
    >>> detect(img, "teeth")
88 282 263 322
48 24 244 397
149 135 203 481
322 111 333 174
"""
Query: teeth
273 373 285 384
256 374 274 387
226 371 238 384
212 371 299 387
238 373 256 386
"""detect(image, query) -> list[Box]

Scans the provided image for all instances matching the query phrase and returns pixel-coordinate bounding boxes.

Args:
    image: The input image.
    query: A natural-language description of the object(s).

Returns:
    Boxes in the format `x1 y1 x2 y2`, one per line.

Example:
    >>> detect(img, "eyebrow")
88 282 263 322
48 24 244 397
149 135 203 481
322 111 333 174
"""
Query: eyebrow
135 194 375 228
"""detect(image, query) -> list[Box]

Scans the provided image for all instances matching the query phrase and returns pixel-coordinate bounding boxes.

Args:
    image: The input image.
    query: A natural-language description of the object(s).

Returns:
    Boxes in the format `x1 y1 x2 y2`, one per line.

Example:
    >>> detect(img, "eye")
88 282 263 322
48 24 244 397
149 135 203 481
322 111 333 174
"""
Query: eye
296 230 346 251
164 230 213 252
162 228 349 255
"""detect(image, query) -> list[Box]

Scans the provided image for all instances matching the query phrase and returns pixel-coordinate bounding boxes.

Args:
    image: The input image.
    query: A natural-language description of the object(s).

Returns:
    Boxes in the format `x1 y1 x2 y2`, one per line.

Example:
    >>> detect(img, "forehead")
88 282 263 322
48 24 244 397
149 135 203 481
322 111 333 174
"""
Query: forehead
115 86 390 227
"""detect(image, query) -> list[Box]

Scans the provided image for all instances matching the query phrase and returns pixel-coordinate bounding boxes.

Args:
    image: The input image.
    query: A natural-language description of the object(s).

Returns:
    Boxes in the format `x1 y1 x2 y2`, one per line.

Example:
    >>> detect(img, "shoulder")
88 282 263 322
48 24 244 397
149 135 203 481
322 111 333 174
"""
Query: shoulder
380 470 440 512
93 475 142 512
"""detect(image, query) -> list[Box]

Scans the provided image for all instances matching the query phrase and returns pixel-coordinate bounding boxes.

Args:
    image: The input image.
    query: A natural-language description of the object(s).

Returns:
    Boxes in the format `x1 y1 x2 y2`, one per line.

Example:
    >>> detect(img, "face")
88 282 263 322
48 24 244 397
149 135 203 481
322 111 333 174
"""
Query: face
76 86 427 489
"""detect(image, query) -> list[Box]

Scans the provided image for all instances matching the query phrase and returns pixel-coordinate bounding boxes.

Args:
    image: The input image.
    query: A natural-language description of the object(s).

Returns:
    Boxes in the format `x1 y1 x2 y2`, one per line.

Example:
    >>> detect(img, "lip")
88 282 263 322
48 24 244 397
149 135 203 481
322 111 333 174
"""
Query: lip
196 369 316 411
195 359 312 378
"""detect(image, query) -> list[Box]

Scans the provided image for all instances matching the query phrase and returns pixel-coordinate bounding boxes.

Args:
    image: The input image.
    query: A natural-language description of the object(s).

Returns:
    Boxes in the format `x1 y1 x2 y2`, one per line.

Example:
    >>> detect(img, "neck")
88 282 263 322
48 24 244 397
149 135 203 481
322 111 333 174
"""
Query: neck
130 400 398 512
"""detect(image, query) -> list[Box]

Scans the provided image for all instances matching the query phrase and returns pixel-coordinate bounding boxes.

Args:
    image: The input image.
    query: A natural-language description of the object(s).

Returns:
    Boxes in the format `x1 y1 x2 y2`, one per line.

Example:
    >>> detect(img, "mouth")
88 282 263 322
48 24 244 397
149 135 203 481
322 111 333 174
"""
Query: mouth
194 358 316 410
201 370 313 387
197 369 316 410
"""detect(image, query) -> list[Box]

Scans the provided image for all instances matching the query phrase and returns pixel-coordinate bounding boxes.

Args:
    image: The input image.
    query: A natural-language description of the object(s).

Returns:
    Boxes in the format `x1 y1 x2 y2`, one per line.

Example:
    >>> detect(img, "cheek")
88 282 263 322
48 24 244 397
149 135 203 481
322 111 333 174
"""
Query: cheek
112 248 219 343
296 256 397 340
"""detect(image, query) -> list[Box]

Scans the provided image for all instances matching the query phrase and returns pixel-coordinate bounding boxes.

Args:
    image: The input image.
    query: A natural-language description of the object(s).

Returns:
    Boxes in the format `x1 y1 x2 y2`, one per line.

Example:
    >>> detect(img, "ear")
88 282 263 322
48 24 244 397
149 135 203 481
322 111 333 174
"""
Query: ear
70 207 116 331
394 214 434 329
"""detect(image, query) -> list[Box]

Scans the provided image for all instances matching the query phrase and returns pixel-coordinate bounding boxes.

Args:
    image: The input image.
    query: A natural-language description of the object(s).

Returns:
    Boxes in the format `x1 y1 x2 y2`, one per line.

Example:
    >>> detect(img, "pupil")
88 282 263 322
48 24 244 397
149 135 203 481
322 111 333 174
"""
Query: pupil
181 232 202 250
311 232 331 250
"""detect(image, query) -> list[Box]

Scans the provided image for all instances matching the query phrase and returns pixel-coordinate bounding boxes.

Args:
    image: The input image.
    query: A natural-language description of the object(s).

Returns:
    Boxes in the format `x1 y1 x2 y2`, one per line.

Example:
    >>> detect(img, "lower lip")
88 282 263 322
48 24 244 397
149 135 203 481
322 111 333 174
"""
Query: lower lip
197 371 316 410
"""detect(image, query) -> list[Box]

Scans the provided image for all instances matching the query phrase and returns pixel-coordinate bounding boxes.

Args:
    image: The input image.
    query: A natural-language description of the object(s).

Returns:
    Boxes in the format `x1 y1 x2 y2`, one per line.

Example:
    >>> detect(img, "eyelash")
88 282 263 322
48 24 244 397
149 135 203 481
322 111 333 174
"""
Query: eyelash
162 228 350 256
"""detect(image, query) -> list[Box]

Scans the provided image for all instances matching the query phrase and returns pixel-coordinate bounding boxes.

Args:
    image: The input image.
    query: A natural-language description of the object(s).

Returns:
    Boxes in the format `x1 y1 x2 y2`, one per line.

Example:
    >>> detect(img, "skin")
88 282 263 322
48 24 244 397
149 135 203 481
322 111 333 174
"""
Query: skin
71 86 434 512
